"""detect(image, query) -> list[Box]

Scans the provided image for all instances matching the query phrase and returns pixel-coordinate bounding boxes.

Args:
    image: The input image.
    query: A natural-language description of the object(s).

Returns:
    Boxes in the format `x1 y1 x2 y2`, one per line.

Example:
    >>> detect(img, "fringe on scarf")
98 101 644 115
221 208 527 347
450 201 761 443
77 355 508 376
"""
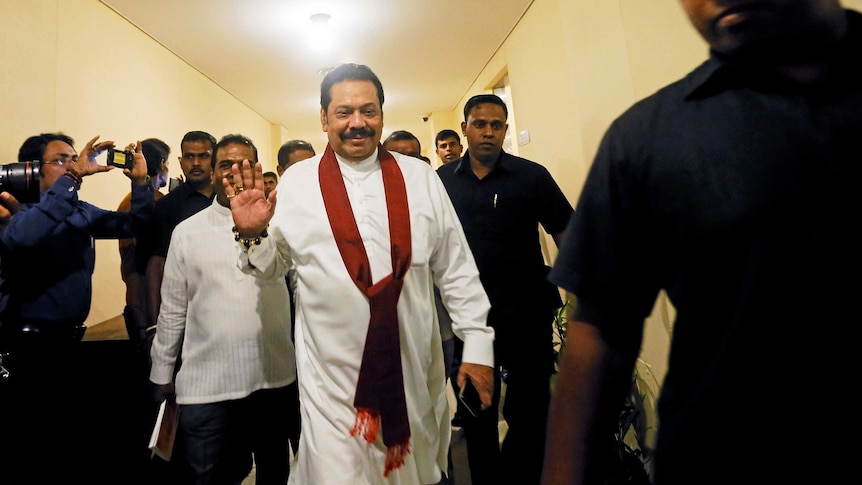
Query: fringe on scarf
350 408 380 443
383 441 412 477
350 408 412 477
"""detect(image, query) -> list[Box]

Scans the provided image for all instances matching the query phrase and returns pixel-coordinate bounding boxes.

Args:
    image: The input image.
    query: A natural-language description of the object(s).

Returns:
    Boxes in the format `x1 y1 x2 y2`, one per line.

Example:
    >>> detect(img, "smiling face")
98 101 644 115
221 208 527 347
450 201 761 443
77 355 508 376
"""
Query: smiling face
679 0 845 60
462 102 508 164
320 80 383 162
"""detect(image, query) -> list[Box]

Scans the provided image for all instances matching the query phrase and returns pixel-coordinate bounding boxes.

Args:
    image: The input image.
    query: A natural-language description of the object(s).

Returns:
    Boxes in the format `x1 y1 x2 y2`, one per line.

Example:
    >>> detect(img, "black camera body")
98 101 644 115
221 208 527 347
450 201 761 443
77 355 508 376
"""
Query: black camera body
0 161 41 203
107 147 134 169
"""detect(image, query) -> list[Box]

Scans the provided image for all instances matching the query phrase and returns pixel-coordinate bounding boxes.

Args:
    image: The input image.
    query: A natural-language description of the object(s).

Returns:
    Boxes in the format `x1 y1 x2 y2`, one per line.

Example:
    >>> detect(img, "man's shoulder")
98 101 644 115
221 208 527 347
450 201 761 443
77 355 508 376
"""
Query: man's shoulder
599 59 714 148
618 58 712 121
154 184 210 211
157 183 193 201
153 185 184 209
436 159 459 178
117 192 133 212
500 152 546 172
172 203 212 234
490 153 557 187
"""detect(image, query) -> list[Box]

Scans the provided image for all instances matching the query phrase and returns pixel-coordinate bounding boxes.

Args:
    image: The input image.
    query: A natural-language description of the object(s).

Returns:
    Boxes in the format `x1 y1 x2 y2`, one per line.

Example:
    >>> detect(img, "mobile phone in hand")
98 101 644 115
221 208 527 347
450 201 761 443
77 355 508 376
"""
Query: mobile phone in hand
458 377 482 417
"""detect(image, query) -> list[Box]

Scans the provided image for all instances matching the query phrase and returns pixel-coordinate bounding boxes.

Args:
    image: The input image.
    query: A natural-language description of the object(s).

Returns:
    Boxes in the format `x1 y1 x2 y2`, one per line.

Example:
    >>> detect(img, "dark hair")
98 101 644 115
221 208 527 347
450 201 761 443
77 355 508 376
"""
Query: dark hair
435 129 461 147
383 130 421 151
18 133 75 163
180 131 217 168
213 134 258 169
141 138 170 177
263 171 278 180
320 63 385 113
277 140 316 169
180 130 216 149
463 94 508 122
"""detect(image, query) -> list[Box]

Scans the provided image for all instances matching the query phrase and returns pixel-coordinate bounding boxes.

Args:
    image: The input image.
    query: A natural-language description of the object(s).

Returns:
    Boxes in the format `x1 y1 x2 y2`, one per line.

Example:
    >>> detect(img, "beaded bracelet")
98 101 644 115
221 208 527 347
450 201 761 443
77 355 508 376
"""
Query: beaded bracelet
232 225 269 250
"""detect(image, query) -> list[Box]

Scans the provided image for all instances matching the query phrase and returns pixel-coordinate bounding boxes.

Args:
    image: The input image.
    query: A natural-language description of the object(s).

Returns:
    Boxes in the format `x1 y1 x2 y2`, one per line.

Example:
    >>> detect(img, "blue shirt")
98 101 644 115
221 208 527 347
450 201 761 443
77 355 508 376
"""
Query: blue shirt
0 175 153 327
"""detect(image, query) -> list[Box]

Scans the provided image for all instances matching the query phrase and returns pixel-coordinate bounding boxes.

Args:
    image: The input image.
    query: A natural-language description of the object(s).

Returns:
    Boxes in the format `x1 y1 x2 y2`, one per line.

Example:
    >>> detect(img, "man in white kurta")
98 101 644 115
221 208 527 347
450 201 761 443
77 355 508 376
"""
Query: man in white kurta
229 63 494 484
151 136 298 483
149 199 298 403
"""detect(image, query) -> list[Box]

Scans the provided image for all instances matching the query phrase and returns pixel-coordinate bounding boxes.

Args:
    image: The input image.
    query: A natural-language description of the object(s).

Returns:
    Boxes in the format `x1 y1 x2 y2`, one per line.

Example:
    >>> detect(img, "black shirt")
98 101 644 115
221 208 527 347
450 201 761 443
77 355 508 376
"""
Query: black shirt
550 10 862 484
437 150 572 312
143 182 214 262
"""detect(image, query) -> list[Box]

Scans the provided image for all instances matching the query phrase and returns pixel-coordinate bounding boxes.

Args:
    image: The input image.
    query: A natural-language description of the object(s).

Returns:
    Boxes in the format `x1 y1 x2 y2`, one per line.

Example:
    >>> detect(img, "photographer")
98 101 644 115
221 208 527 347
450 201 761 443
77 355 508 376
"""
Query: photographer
0 191 21 225
0 132 153 484
0 191 21 333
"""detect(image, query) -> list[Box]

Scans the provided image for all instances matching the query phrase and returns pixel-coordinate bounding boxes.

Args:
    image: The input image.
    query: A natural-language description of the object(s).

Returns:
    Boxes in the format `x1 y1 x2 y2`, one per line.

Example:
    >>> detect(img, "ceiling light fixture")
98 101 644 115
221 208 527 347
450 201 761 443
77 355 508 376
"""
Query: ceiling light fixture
309 13 332 50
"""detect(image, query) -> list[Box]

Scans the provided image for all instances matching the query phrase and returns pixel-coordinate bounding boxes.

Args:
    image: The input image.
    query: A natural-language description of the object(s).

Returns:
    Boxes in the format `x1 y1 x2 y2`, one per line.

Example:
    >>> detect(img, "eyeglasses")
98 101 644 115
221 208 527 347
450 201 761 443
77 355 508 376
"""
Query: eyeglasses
43 155 79 166
180 152 212 161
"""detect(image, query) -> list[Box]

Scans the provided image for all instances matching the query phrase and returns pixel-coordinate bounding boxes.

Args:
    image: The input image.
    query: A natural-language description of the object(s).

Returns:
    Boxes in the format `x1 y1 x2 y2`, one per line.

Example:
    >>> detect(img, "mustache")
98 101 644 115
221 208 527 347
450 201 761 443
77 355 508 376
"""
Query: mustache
340 128 376 140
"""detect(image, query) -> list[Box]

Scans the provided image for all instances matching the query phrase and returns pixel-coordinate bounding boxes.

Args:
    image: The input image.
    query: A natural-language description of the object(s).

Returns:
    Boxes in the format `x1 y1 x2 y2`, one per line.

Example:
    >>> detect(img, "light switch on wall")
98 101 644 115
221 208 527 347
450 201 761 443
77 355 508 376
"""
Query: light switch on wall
518 129 531 146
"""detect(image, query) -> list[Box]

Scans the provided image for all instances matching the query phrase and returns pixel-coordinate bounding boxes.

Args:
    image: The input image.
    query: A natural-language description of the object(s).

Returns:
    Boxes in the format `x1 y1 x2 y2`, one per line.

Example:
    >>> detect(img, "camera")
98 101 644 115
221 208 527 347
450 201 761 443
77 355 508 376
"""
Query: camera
107 147 134 169
0 160 41 203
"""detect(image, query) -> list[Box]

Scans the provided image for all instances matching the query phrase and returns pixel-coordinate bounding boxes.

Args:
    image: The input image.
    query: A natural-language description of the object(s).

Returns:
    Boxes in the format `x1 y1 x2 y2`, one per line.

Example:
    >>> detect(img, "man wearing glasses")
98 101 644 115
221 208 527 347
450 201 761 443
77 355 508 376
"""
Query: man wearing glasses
0 131 153 484
143 131 217 336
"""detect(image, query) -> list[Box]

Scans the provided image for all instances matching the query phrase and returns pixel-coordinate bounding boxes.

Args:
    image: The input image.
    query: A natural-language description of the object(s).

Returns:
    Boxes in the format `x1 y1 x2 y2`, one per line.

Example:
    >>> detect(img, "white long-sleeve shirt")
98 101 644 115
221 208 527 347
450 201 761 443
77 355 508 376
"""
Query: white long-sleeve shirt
150 200 297 404
242 149 494 484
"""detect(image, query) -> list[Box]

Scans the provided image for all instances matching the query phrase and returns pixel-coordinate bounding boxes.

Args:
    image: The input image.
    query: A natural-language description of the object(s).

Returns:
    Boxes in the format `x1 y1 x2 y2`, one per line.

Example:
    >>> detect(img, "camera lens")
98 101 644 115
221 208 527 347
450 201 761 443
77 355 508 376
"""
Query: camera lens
0 161 41 204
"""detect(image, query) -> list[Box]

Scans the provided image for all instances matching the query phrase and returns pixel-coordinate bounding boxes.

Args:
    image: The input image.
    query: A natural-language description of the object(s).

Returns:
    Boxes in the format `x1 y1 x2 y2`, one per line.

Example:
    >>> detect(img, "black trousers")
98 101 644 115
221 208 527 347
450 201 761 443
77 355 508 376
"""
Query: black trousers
453 306 555 485
180 383 299 485
0 324 183 485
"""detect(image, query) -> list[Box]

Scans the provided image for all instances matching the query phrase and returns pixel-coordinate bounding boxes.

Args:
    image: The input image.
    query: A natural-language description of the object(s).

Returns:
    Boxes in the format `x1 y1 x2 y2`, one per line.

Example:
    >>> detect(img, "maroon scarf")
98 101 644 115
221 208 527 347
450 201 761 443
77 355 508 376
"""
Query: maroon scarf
319 144 412 476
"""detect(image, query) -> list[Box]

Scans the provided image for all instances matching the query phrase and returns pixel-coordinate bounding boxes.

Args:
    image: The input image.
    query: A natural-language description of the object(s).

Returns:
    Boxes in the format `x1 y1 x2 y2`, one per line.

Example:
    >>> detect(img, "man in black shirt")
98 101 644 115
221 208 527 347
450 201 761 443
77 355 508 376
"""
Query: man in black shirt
543 2 862 484
143 131 216 336
438 94 573 485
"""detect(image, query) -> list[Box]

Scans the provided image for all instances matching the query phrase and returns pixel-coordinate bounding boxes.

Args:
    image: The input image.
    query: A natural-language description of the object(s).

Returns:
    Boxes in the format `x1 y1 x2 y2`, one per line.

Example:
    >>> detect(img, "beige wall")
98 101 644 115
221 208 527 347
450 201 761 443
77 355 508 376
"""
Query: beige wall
425 0 710 383
1 0 289 327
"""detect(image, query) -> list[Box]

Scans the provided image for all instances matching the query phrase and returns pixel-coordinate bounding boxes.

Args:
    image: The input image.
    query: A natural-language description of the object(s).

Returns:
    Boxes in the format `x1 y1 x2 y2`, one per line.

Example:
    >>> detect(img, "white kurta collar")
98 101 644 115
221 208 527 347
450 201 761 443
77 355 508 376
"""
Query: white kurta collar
334 148 380 174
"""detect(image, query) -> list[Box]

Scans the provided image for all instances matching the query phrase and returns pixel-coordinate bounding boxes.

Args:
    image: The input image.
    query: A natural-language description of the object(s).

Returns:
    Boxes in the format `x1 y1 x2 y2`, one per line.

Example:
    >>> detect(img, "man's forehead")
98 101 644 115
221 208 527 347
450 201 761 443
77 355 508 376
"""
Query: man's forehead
182 141 212 152
438 137 460 146
385 139 419 154
329 80 380 104
218 144 255 159
46 140 75 154
289 149 315 162
468 103 507 120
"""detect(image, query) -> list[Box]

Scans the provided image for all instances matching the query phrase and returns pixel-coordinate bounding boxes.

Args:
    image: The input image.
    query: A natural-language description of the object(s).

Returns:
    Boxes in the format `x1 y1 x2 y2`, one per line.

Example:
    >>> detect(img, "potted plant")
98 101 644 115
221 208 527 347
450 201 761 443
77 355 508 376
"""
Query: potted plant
551 299 658 484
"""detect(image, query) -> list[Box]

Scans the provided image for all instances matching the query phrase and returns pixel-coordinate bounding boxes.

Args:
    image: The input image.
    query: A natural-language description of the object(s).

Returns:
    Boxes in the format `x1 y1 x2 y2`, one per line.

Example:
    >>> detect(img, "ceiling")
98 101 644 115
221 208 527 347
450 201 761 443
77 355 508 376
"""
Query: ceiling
100 0 534 149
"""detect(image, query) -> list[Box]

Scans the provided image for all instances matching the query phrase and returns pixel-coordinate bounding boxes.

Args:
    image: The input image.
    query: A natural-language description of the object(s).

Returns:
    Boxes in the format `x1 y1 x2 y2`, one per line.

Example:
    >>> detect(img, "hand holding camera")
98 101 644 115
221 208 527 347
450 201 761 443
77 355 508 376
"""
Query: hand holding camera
0 191 21 225
72 135 116 178
0 136 150 203
93 137 149 186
